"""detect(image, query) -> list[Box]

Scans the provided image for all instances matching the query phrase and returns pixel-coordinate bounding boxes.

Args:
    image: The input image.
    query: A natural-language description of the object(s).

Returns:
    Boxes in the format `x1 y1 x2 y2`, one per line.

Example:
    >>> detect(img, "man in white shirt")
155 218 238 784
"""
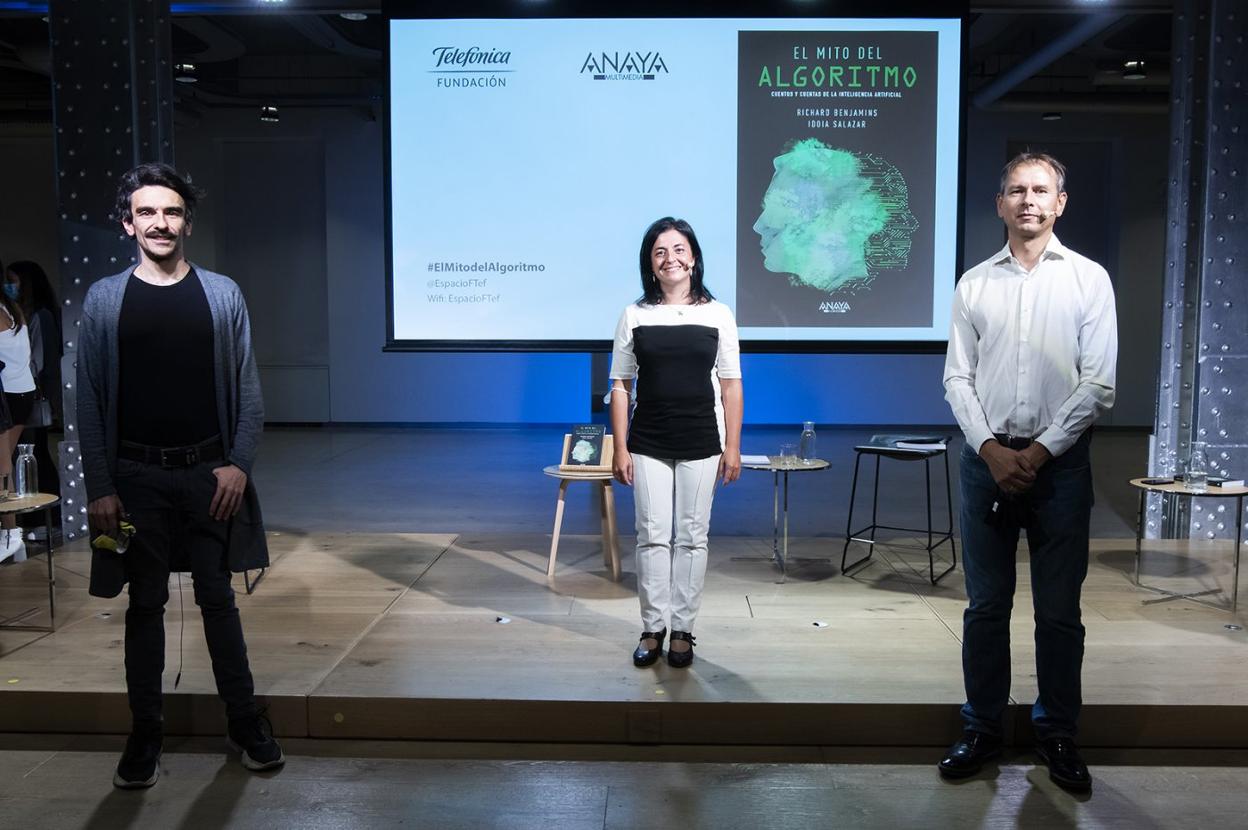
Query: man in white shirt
939 152 1117 792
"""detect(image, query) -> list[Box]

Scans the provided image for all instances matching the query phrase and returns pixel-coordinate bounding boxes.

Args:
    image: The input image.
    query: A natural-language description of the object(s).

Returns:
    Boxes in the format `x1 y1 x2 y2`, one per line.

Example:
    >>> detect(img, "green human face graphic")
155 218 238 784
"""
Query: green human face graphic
753 139 917 293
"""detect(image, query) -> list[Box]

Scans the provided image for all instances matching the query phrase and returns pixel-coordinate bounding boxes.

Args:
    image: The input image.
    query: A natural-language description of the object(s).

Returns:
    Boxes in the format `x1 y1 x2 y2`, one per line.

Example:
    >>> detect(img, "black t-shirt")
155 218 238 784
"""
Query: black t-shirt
118 268 221 447
629 324 722 459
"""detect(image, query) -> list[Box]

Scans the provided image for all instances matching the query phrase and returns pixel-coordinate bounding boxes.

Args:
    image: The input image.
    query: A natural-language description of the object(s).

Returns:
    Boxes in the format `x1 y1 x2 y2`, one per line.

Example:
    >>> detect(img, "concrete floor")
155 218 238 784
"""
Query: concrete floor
2 736 1245 830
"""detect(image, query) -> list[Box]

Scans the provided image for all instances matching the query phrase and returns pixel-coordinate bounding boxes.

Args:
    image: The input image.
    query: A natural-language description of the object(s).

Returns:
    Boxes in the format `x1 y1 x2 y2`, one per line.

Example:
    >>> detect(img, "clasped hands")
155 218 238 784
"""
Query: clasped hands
979 440 1051 494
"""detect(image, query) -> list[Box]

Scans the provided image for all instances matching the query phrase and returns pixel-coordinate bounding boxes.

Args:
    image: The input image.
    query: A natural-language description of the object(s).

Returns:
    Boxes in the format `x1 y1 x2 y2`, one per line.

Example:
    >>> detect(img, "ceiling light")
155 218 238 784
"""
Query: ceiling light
174 63 197 83
1041 112 1063 121
260 104 280 123
340 12 368 21
1123 59 1147 81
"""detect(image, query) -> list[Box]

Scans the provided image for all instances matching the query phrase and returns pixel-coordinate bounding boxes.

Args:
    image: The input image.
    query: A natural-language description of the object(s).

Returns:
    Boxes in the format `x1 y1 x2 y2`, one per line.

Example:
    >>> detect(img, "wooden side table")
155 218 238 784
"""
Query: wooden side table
0 492 61 632
1130 477 1246 611
542 466 621 582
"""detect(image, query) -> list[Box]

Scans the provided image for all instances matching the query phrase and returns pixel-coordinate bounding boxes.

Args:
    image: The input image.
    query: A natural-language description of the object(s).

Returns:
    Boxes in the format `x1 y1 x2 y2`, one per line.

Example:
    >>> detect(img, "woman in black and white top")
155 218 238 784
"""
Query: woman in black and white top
609 217 743 669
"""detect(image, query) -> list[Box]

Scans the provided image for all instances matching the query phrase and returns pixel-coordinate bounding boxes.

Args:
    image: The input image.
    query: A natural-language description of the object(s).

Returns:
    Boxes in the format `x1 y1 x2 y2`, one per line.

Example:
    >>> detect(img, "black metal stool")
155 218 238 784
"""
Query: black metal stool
842 440 956 584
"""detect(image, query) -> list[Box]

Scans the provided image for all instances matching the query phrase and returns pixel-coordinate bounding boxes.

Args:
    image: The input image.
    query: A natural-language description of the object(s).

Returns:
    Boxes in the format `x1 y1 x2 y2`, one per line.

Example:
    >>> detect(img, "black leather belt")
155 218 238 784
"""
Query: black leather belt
993 433 1033 451
119 436 224 468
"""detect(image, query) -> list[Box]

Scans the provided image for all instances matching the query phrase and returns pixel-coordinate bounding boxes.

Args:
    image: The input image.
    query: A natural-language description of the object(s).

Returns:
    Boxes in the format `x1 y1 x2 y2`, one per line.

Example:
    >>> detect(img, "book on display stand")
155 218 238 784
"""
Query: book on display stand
559 424 614 472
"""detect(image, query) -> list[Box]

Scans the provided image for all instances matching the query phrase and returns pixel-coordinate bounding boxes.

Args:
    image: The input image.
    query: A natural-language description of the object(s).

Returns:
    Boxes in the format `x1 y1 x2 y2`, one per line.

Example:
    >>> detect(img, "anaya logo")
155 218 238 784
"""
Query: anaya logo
819 301 851 314
581 51 669 81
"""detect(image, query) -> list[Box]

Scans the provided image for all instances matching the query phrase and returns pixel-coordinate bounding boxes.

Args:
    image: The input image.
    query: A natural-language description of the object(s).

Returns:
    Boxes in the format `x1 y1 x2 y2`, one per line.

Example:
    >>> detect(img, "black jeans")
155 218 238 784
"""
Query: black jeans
115 458 257 724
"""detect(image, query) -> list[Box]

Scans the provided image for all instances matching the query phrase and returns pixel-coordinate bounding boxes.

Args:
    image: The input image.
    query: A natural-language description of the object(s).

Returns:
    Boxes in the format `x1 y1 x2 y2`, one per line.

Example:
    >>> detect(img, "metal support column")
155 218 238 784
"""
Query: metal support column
48 0 174 541
1149 0 1248 544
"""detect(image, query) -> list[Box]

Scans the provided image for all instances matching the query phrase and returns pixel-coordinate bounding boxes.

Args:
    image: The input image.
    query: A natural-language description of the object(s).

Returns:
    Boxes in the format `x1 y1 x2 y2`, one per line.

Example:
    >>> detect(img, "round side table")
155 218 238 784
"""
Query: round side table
741 457 830 578
0 492 61 632
1129 477 1246 611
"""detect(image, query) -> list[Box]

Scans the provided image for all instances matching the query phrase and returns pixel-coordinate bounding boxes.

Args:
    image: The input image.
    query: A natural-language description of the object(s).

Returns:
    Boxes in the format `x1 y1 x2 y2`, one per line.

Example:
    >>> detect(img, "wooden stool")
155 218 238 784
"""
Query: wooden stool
542 465 621 581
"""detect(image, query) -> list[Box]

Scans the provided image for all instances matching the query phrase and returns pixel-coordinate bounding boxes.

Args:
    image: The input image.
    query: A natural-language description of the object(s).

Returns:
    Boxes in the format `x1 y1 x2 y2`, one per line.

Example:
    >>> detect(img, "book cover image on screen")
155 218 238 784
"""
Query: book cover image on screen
735 30 939 328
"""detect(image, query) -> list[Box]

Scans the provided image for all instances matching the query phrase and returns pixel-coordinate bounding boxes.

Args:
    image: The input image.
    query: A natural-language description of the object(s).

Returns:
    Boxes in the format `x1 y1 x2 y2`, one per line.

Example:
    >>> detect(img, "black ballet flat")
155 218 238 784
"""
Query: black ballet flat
667 631 696 668
632 629 666 667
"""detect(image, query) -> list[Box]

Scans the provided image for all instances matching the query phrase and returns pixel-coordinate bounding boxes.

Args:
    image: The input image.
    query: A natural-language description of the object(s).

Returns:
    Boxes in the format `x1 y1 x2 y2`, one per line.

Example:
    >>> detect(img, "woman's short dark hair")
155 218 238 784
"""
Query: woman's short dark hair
5 260 57 316
637 216 714 305
111 162 204 225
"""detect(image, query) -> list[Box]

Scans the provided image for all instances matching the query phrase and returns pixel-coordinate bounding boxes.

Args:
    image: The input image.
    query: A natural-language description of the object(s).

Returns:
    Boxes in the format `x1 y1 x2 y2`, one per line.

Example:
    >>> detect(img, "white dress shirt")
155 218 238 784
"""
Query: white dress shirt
943 235 1117 458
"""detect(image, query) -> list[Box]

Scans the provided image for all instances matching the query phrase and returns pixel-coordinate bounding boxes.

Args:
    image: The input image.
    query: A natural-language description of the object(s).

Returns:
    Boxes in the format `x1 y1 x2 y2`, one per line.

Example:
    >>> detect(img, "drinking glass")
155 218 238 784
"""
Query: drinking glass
778 443 797 469
1187 442 1209 494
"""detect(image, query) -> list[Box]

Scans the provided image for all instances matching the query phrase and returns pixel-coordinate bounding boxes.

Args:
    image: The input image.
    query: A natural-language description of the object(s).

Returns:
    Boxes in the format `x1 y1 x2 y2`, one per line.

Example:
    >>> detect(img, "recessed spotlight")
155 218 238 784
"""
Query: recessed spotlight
174 63 197 83
260 104 279 123
1123 59 1147 80
340 12 368 21
1041 111 1063 121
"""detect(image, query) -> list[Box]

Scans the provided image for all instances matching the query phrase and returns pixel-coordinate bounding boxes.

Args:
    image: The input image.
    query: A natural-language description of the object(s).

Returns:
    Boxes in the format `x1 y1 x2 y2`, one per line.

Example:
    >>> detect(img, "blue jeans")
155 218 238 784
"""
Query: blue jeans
958 432 1092 740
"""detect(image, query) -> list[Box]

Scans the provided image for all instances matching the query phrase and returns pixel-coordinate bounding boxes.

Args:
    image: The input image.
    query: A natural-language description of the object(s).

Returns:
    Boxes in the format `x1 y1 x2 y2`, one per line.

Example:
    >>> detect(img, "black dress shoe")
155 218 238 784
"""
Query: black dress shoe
632 629 666 667
667 631 696 668
938 730 1002 779
1036 737 1092 792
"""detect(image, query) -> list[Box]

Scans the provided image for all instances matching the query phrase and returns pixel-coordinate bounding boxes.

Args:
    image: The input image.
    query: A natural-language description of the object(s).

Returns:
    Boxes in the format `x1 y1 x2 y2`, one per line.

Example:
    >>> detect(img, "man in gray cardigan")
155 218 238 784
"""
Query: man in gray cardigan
78 163 283 789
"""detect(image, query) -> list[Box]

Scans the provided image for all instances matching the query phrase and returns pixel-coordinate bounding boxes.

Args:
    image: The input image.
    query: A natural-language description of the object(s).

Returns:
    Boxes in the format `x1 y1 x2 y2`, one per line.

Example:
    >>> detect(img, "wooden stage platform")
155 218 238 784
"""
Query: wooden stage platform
1 530 1245 749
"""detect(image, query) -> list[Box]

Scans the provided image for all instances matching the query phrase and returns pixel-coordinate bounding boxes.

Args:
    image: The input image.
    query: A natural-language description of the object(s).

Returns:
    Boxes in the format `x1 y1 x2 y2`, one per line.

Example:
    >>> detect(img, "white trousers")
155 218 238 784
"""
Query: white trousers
631 452 721 633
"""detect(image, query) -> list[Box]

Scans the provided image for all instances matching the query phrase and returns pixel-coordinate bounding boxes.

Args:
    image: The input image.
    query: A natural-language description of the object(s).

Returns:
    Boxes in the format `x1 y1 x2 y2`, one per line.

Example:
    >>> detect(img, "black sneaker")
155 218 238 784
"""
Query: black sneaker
226 708 285 771
113 722 162 789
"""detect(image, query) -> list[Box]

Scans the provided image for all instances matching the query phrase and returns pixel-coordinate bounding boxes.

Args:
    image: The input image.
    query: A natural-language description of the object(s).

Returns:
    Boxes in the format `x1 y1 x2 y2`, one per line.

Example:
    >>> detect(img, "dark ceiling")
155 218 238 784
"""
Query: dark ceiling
0 1 1174 125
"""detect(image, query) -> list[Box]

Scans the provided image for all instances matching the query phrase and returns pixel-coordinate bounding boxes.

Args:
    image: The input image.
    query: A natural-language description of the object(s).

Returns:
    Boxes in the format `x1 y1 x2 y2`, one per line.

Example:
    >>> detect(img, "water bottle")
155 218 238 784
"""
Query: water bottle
799 421 817 465
14 443 37 497
1187 441 1209 494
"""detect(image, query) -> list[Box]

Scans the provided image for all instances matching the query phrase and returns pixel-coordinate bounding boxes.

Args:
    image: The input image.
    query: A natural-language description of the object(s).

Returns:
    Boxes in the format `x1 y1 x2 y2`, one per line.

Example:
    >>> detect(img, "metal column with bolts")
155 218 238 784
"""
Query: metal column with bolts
49 0 174 542
1149 0 1248 543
